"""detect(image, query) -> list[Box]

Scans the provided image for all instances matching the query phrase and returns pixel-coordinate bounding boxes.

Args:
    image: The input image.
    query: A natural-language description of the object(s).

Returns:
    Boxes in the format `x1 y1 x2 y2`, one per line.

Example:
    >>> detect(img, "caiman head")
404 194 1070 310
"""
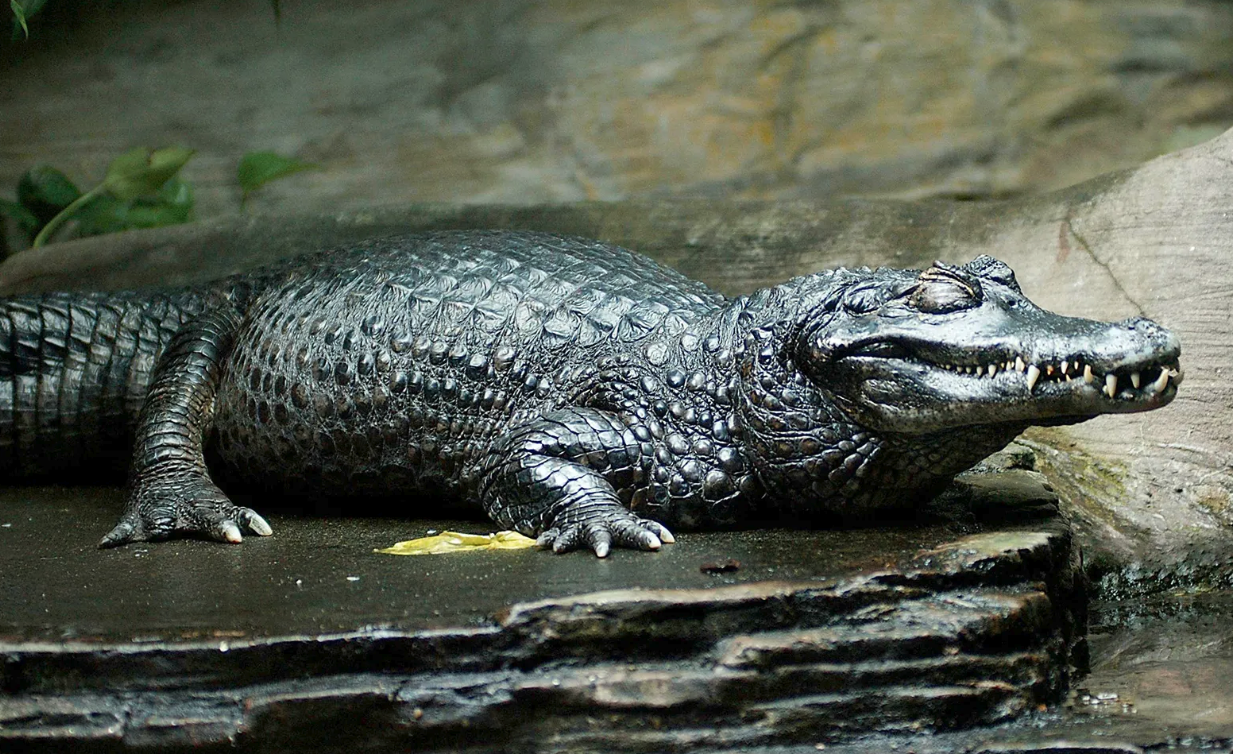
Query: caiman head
737 255 1181 517
801 255 1181 432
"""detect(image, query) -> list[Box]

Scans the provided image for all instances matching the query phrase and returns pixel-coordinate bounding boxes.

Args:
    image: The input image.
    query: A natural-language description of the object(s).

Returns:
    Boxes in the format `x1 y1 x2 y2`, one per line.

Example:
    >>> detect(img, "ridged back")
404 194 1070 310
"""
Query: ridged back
0 290 205 479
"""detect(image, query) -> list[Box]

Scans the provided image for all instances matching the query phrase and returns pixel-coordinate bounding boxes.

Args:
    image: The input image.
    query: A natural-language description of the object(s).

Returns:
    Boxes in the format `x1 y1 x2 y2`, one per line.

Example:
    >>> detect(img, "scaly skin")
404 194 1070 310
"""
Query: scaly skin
0 231 1182 555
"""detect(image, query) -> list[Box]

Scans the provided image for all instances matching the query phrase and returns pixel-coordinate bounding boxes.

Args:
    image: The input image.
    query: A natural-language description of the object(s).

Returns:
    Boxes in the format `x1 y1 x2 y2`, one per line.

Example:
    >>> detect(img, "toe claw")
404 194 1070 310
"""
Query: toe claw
98 520 141 549
586 526 613 558
216 520 243 543
611 516 668 552
241 509 273 537
537 510 674 556
102 478 271 548
550 524 578 554
636 518 675 545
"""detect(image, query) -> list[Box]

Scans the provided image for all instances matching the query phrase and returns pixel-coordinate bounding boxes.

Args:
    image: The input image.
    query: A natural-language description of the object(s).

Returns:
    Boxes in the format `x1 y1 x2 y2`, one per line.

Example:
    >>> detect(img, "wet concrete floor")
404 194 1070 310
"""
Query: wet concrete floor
0 485 964 642
4 481 1232 751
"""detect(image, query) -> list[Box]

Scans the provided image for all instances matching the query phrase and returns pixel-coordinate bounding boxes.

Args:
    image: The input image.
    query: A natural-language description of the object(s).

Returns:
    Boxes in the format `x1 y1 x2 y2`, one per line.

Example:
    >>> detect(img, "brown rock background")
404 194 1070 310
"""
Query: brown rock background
3 0 1233 215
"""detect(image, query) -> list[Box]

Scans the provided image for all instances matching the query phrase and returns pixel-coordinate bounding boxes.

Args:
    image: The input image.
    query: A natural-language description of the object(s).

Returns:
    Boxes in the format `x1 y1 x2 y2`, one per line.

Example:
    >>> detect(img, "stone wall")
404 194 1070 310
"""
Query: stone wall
2 0 1232 220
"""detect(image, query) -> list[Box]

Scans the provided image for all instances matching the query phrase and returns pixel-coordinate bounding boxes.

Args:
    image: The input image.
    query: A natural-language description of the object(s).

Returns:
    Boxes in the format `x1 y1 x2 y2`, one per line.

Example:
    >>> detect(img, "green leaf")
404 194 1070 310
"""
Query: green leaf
127 178 194 228
102 146 195 201
0 198 40 238
17 165 82 225
74 178 195 237
157 176 194 213
71 195 130 237
10 0 46 40
237 151 317 200
122 202 192 230
11 0 28 38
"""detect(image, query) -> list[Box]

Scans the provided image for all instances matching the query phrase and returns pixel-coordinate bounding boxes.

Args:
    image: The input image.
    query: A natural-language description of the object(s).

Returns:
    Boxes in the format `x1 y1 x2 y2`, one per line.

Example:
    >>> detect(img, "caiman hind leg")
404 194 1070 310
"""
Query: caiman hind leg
99 302 272 547
481 408 674 557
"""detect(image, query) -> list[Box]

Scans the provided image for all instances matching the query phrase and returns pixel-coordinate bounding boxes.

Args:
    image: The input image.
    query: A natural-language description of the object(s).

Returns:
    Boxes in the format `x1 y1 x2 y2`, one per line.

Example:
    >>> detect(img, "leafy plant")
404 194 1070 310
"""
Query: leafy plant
0 197 39 241
26 146 195 247
9 0 46 39
19 164 80 224
71 176 194 238
237 151 318 205
2 147 317 254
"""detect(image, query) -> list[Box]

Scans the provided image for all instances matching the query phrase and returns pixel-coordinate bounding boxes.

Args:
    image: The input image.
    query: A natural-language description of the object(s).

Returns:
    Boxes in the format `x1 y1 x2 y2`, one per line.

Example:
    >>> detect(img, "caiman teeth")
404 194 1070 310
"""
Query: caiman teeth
930 352 1180 401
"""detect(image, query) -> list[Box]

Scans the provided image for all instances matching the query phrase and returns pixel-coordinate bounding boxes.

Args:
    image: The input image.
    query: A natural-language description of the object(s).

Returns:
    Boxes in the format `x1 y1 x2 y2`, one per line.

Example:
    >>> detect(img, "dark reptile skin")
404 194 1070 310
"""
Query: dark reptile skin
0 290 207 477
212 231 759 535
0 230 1100 551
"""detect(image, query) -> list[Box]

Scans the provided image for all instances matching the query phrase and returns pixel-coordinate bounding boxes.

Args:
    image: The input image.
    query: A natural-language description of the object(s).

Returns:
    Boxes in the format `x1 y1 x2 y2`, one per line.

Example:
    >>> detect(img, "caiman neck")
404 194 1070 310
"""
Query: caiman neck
729 306 1027 521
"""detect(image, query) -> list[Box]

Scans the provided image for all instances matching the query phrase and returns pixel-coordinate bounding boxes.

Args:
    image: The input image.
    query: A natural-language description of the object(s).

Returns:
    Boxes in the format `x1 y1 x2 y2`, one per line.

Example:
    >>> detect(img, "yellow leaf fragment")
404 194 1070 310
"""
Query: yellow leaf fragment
375 530 537 555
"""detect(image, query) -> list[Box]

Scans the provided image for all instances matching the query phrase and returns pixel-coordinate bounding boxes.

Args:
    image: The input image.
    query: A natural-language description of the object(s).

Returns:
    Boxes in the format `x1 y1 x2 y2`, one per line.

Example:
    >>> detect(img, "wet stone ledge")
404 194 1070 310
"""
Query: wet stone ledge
0 466 1083 752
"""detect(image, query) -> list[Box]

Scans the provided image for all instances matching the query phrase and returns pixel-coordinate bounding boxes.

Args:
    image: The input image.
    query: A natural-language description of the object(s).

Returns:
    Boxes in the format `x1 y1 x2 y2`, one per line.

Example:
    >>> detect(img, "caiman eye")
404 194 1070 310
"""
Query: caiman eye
908 262 982 314
965 255 1020 292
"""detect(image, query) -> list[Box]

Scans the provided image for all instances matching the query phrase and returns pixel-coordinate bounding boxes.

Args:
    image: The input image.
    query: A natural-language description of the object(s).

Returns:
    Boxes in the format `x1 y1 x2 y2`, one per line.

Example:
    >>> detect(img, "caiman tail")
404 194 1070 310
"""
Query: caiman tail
0 290 206 479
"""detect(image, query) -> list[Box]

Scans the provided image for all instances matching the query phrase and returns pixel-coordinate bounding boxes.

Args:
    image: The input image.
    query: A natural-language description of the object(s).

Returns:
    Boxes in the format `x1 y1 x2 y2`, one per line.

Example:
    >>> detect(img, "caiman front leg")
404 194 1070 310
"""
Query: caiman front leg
99 302 271 548
482 408 675 557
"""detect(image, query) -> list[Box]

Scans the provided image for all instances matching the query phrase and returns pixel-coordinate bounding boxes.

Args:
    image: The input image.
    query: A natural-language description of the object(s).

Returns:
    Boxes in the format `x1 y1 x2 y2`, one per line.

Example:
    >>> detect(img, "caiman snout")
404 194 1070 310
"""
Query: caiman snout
966 311 1182 404
1122 316 1179 351
1032 314 1181 391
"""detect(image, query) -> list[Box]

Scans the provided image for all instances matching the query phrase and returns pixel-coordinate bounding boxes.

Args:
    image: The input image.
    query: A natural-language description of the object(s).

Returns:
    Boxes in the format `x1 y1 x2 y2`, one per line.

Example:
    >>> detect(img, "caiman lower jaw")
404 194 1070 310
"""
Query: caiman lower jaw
931 354 1184 403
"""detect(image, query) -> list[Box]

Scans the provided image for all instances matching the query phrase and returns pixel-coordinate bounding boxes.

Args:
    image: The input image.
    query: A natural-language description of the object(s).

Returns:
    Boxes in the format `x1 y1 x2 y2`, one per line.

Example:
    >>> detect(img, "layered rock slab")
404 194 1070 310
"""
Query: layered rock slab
0 468 1080 751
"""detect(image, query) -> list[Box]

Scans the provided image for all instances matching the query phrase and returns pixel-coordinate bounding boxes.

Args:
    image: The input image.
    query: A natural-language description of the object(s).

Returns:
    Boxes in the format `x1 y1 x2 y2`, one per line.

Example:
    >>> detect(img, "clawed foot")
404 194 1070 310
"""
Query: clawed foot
99 477 272 548
536 511 675 558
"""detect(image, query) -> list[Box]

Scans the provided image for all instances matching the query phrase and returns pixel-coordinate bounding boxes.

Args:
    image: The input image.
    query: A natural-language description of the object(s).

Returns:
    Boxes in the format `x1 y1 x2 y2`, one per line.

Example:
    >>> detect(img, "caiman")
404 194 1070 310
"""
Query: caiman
0 231 1182 556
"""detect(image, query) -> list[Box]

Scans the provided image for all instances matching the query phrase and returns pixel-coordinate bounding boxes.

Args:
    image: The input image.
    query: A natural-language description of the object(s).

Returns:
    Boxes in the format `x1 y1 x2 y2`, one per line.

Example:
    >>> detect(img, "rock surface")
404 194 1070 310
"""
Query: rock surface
2 0 1232 220
0 470 1083 751
3 130 1230 590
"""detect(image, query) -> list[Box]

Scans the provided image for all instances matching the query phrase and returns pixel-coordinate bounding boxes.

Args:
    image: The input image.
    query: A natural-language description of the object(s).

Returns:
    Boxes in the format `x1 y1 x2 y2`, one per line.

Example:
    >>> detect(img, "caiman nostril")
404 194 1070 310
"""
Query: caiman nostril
1124 317 1165 335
